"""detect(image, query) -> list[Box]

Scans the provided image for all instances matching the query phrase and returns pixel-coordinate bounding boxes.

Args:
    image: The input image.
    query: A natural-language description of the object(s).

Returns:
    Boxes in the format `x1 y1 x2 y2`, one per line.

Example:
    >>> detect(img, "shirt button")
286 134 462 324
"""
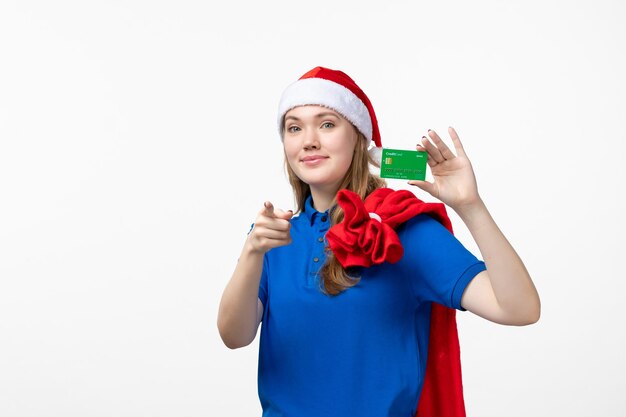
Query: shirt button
313 257 319 262
321 216 327 222
317 237 324 242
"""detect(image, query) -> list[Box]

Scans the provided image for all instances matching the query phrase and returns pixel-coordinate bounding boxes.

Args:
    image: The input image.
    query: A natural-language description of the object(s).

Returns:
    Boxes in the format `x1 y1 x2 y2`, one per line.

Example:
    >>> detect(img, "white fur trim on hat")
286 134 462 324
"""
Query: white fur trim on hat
277 78 373 144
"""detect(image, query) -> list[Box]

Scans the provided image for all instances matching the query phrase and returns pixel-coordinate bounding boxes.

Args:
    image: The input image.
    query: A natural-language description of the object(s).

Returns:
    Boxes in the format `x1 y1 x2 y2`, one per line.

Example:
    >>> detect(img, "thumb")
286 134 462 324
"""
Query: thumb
262 201 275 217
408 180 437 197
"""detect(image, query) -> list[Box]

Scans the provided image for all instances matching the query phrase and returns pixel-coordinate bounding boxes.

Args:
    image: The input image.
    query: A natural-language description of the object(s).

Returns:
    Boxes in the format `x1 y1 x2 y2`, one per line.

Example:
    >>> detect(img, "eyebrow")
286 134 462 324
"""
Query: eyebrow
284 112 340 122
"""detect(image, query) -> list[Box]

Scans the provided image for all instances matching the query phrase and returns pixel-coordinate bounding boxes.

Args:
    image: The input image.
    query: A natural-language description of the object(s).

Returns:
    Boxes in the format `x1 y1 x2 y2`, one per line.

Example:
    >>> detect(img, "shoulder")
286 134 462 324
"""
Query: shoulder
288 211 309 232
398 213 452 239
397 212 463 258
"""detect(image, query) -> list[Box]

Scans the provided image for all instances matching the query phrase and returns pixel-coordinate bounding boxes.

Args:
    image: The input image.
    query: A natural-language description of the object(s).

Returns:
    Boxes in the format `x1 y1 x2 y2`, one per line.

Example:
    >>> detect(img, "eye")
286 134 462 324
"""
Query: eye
321 122 335 129
287 125 301 133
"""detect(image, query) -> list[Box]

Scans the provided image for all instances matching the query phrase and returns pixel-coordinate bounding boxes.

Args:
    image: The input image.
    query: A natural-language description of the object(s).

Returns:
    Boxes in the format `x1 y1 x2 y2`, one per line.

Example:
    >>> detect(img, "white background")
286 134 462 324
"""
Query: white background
1 0 625 416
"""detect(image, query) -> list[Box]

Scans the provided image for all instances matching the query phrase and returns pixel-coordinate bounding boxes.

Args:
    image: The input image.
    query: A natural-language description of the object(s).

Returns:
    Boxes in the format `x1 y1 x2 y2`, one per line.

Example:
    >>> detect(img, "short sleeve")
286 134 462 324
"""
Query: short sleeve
397 214 486 311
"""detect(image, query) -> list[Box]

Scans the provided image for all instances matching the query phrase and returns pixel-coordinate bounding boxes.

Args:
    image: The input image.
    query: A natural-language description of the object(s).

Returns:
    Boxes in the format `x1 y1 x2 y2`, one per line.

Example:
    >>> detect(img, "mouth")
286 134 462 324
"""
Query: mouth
301 156 328 162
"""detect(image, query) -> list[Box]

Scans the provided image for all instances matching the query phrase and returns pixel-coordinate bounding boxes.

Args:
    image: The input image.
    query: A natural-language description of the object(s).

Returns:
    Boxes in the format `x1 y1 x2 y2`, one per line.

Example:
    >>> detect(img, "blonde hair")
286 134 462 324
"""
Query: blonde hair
284 129 387 296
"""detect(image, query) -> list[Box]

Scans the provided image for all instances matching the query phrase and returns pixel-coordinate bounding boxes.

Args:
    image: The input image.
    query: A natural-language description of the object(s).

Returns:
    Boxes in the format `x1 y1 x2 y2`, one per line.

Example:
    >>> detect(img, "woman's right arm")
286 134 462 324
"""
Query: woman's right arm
217 202 293 349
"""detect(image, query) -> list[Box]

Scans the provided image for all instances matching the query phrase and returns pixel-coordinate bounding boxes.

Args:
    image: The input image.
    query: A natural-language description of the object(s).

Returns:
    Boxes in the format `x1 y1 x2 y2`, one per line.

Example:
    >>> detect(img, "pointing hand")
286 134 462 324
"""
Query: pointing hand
247 201 294 254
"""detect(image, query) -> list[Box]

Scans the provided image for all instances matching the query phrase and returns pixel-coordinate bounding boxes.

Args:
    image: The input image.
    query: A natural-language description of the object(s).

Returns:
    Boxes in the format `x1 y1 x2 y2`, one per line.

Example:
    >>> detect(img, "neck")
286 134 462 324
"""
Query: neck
309 185 339 213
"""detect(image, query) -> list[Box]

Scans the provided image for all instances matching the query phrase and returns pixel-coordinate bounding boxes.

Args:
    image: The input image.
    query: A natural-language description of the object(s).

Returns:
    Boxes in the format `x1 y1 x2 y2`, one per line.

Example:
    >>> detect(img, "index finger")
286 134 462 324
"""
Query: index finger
427 129 456 160
262 201 275 217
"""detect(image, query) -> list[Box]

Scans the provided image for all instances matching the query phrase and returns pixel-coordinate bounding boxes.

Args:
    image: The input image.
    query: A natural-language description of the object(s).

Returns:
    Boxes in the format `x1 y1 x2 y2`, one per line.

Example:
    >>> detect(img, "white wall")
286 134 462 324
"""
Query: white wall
1 0 624 415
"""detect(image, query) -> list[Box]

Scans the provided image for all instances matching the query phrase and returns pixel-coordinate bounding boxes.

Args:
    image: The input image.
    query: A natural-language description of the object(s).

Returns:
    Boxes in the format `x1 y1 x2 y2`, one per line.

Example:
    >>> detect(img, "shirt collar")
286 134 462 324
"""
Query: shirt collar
303 194 332 225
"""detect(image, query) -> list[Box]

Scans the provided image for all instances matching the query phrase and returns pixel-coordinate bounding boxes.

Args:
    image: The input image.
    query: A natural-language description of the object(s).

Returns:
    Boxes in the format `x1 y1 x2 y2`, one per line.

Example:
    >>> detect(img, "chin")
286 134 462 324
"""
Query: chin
292 167 346 190
304 179 342 191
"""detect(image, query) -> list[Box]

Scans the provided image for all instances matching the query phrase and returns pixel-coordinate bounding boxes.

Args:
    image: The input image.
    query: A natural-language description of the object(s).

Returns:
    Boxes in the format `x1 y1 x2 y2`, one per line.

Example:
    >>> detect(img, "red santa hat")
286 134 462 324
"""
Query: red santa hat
277 66 383 161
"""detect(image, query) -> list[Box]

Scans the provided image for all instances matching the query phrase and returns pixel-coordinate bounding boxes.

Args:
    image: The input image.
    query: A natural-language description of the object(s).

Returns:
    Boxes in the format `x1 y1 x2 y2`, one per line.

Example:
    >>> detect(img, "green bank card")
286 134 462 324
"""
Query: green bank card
380 148 428 180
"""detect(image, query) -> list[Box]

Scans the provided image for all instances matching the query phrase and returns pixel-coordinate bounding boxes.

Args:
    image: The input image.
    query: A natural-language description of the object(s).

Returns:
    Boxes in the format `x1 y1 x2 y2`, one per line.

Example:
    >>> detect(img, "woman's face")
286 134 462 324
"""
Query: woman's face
283 105 358 194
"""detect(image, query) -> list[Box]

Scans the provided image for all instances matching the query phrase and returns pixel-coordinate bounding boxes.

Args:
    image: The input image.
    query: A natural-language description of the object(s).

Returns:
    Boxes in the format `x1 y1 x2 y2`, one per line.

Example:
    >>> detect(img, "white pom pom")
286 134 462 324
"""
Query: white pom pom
368 146 382 165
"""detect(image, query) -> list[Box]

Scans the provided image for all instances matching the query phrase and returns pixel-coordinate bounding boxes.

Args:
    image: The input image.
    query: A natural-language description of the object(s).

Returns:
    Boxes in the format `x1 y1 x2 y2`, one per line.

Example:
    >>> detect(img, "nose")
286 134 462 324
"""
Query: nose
302 128 320 150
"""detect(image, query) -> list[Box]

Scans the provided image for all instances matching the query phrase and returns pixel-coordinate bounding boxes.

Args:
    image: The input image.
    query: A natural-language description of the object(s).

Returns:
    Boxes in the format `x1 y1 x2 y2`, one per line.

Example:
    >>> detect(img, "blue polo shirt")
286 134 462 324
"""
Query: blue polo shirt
254 194 486 417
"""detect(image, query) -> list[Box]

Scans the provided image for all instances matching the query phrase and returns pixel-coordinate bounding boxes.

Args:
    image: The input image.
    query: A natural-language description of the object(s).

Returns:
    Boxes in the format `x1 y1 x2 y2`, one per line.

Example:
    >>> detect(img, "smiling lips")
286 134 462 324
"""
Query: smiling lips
301 155 328 165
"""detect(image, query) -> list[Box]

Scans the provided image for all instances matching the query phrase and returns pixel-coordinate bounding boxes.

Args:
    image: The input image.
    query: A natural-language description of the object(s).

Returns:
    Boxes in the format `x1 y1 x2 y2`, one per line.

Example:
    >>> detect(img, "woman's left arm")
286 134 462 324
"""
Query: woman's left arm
408 127 540 326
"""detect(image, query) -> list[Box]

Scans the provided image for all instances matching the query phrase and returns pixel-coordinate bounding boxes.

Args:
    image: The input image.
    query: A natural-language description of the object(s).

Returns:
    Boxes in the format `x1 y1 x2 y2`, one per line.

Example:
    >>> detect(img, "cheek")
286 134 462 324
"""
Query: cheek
329 148 354 175
340 151 355 170
283 142 298 160
336 139 357 166
283 144 301 172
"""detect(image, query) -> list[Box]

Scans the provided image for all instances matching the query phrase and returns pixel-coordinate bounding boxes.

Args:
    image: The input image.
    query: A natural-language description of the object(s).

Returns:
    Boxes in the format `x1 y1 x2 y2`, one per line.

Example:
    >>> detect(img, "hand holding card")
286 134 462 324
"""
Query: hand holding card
407 127 482 213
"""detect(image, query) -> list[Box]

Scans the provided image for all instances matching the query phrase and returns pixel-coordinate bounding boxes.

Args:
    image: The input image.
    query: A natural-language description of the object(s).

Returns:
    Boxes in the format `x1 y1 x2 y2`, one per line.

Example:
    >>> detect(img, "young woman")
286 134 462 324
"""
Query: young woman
217 66 541 417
